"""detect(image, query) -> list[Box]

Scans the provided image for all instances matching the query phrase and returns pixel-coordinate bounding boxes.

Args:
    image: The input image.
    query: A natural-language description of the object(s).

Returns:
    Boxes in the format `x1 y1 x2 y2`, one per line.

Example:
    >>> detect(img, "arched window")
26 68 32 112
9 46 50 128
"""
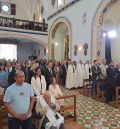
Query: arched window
0 44 17 60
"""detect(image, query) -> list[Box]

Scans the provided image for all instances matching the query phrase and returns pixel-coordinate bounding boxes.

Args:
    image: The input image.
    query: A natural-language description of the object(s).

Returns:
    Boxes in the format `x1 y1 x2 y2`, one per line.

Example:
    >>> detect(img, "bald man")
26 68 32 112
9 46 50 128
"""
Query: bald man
39 91 64 129
3 71 34 129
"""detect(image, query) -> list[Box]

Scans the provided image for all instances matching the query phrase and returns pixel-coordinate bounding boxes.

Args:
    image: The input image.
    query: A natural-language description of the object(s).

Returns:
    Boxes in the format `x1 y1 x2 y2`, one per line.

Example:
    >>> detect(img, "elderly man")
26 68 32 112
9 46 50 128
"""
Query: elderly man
3 70 34 129
38 91 64 129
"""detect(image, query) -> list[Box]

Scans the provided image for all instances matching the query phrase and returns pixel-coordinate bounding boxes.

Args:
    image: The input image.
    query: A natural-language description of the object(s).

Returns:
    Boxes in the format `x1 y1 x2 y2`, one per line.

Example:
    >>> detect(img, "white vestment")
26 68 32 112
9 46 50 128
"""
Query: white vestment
39 96 64 129
65 64 75 89
76 64 85 87
49 84 64 106
73 65 78 88
84 64 92 79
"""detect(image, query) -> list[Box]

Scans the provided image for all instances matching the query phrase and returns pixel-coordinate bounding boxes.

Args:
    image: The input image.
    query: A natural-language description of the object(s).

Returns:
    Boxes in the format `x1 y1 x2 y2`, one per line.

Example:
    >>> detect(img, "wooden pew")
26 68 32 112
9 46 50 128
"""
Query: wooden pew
115 86 120 108
0 95 8 129
83 79 92 96
57 94 77 122
96 79 106 102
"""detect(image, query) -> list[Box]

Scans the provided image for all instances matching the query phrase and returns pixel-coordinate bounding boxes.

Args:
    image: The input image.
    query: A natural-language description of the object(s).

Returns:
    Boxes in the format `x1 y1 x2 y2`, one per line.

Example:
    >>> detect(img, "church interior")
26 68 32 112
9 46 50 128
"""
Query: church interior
1 0 120 129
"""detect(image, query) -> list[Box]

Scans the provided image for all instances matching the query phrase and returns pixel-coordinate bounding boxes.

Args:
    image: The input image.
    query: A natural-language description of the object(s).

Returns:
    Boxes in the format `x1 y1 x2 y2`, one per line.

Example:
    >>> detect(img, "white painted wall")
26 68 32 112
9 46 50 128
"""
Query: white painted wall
17 42 33 61
47 0 73 16
54 32 64 61
48 0 102 62
1 42 47 61
0 0 33 20
33 43 48 59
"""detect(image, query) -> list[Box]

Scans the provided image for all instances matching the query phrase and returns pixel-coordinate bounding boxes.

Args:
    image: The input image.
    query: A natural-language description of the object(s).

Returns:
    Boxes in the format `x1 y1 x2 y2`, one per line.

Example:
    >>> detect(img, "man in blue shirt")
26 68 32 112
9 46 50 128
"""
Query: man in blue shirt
3 70 34 129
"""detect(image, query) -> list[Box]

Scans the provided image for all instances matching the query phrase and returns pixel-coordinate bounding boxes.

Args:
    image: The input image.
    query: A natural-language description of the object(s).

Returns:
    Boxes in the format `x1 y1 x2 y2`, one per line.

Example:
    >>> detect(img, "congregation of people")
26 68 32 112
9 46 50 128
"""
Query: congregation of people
0 57 120 129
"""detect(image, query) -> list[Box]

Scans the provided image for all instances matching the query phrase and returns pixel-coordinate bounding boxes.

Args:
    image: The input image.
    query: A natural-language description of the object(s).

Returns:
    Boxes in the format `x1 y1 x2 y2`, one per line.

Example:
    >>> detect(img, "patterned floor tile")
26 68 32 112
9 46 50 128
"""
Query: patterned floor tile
61 87 120 129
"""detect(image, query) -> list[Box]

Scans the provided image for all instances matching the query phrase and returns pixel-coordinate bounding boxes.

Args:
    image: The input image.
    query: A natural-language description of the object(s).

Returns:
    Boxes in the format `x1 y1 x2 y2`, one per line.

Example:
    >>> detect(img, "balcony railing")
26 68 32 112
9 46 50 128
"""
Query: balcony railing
0 16 48 32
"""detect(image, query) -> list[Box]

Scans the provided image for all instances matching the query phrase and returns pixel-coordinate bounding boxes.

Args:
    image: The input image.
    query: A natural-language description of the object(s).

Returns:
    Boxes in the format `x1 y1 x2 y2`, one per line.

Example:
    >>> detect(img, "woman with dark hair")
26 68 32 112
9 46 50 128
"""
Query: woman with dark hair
49 77 63 97
49 77 64 106
31 67 46 96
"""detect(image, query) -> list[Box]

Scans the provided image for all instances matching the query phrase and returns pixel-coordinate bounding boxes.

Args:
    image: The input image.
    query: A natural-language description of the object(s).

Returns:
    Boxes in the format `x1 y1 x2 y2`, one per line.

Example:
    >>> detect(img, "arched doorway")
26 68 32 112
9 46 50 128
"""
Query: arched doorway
49 17 72 61
92 0 119 61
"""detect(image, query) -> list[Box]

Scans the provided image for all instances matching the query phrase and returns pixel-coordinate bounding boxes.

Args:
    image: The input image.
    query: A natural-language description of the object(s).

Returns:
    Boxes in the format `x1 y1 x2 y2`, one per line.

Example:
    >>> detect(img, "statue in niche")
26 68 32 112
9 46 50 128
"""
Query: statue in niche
41 6 44 14
83 43 88 56
82 12 87 24
51 0 56 6
64 35 69 60
74 45 78 56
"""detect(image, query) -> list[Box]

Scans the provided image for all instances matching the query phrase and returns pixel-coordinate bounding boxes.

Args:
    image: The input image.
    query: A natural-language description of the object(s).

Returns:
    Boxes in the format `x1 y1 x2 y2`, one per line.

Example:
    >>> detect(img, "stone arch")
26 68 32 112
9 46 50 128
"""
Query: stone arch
92 0 117 60
48 17 72 60
0 32 48 47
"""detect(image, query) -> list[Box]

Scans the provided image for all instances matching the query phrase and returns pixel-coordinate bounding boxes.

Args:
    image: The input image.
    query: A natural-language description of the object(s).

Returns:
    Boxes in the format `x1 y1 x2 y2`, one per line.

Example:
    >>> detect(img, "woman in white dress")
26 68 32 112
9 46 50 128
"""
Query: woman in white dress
31 67 46 96
49 77 64 106
49 77 63 97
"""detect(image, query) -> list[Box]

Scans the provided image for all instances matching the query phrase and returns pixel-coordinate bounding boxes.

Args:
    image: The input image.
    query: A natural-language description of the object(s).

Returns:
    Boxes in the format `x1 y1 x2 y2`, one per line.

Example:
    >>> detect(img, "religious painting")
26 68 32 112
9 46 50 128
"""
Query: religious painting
34 50 36 56
64 35 69 60
83 43 88 56
44 48 46 56
74 45 78 56
38 49 40 56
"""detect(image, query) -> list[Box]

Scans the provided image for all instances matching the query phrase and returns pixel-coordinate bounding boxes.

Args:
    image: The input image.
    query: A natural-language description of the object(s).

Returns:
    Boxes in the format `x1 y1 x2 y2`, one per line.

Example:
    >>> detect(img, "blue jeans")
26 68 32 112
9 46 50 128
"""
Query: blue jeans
91 79 97 97
8 116 32 129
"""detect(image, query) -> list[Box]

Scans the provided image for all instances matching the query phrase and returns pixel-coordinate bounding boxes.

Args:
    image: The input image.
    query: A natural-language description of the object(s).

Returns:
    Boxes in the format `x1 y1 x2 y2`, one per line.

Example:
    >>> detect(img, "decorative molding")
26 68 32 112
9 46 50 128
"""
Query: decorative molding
0 32 48 47
47 0 80 20
0 28 48 35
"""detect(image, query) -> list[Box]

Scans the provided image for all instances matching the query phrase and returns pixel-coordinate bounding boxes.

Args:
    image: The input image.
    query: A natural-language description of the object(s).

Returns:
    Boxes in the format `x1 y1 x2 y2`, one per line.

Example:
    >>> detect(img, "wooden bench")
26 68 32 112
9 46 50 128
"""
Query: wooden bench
0 95 8 129
96 79 106 102
115 86 120 108
57 95 77 122
83 79 92 96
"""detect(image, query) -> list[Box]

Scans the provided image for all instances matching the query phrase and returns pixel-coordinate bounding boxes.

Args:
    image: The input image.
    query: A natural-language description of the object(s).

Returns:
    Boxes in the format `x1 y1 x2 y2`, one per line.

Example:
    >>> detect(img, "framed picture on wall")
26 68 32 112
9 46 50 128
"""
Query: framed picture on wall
38 49 40 56
44 48 46 56
34 50 36 56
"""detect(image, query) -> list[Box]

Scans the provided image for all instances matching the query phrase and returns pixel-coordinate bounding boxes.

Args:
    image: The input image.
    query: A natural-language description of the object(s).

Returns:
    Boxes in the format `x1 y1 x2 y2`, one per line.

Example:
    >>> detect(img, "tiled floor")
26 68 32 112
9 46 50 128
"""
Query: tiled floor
62 87 120 129
2 87 120 129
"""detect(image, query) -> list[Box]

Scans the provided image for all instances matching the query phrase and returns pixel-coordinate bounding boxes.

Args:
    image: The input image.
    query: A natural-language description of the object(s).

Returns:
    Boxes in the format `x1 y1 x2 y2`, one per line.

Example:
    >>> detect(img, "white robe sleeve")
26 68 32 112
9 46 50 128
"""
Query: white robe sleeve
56 85 63 96
49 85 56 98
31 77 40 96
41 75 46 93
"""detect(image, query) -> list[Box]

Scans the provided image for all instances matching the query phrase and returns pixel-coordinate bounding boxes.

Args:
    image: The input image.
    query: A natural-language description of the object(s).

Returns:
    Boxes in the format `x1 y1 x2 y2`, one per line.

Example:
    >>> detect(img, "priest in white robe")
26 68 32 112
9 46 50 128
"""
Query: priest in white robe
65 59 75 89
72 61 78 88
84 60 92 80
39 91 64 129
77 60 86 87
